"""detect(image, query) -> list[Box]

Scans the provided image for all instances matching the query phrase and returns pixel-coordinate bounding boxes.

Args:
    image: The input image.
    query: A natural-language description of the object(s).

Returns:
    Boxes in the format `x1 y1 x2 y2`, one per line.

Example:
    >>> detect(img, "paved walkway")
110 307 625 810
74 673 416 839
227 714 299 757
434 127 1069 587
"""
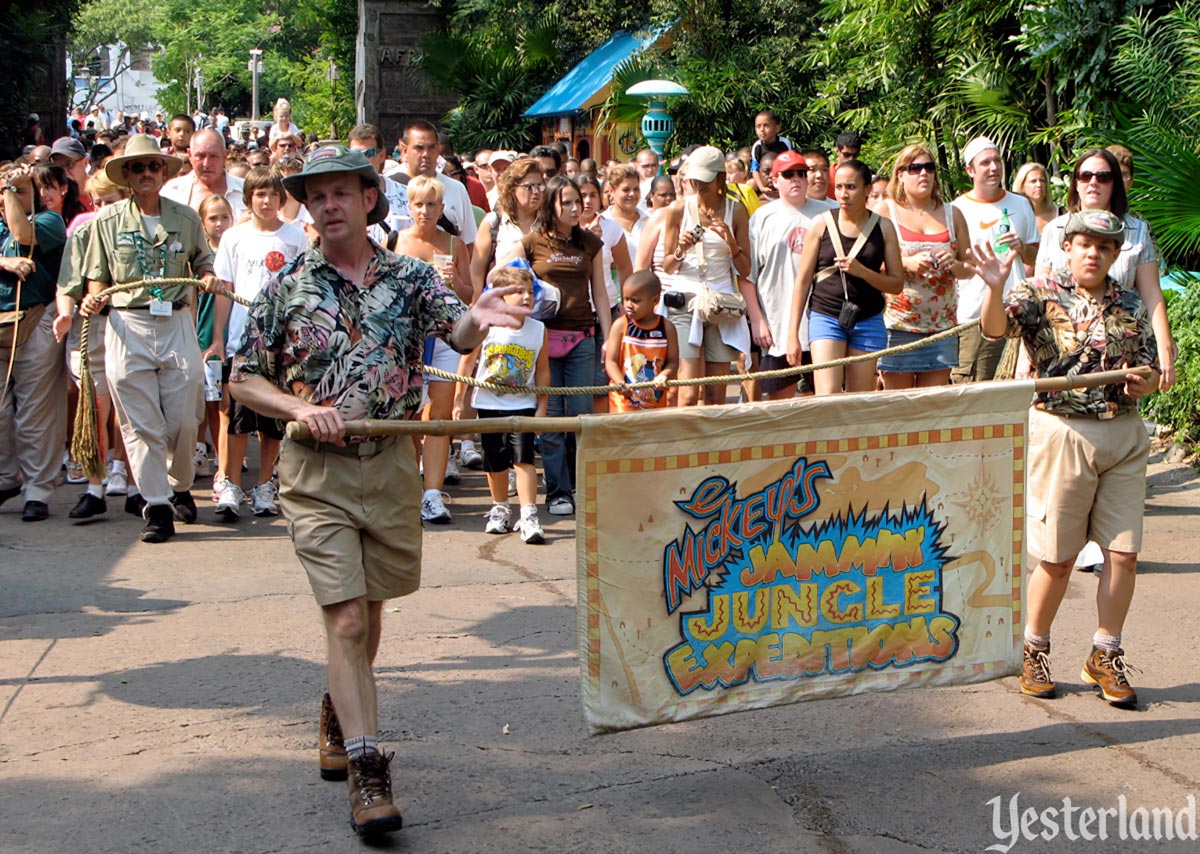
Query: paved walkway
1 451 1198 853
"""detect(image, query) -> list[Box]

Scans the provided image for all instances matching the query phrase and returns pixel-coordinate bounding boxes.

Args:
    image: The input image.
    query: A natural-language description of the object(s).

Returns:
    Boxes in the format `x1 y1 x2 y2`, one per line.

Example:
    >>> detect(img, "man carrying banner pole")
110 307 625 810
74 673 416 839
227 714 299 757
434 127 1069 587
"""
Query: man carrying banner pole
973 209 1160 709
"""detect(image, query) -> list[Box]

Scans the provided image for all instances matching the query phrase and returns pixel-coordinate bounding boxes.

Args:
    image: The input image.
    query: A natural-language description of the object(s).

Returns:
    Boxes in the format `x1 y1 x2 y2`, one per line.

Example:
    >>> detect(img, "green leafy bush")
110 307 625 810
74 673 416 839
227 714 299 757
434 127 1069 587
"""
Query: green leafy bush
1144 283 1200 446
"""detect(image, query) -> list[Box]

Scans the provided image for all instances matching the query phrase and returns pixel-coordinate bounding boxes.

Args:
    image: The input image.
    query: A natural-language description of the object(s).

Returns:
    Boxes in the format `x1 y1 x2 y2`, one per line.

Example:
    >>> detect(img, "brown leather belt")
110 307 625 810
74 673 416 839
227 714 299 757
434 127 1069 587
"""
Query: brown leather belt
292 436 393 457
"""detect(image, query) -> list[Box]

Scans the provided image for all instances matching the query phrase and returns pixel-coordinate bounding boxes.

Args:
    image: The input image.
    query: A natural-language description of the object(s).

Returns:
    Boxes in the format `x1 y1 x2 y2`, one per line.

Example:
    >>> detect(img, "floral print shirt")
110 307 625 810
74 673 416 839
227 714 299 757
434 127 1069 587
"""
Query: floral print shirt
883 219 958 333
995 272 1157 417
232 241 466 421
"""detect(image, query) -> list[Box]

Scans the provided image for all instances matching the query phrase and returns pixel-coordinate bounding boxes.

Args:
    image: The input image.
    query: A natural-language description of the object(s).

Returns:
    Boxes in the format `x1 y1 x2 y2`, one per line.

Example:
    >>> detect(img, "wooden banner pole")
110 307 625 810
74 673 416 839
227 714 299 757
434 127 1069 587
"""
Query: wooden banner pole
283 368 1153 440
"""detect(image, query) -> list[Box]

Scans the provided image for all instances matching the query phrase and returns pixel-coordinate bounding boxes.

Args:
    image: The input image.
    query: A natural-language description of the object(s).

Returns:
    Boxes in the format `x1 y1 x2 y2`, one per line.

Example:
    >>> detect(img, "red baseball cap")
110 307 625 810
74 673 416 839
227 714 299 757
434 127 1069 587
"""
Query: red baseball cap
771 151 809 176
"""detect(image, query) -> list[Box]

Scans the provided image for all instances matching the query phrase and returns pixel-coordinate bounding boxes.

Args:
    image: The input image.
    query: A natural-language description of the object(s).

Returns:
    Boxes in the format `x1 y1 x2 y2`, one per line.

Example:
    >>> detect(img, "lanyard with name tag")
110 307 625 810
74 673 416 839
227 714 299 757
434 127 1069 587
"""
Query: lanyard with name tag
148 284 172 317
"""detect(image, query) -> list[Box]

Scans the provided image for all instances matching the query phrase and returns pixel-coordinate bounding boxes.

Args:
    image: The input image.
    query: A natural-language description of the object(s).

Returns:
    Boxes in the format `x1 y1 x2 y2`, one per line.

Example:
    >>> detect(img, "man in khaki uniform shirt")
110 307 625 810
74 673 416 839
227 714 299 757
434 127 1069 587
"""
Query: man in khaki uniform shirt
81 134 217 543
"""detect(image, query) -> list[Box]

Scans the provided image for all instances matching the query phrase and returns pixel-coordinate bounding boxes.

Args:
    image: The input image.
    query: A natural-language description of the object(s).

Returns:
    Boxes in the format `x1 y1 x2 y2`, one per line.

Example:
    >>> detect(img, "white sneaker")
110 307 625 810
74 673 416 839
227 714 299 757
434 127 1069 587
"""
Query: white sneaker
193 443 210 479
250 481 280 517
215 482 245 521
459 439 483 470
421 489 452 524
104 460 128 496
548 495 574 516
518 505 545 544
444 455 462 485
484 502 512 534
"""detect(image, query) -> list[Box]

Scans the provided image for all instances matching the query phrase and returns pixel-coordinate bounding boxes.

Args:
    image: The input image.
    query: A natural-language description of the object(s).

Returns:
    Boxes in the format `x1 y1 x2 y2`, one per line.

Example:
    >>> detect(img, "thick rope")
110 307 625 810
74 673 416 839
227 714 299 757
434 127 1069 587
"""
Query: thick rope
426 320 981 396
68 277 981 476
72 278 251 480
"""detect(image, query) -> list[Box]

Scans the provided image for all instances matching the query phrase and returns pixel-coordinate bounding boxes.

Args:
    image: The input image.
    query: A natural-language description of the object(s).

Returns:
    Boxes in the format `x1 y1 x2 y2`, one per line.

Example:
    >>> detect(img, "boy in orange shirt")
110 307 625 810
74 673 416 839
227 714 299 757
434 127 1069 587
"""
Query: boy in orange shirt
604 270 679 412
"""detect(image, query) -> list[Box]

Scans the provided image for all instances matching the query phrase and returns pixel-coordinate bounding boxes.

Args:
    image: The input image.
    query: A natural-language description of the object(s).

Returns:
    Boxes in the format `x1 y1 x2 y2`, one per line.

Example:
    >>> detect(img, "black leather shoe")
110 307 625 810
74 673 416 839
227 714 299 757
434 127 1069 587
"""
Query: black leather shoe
170 490 198 523
140 504 176 543
0 485 21 506
69 492 108 520
21 501 49 522
124 492 147 516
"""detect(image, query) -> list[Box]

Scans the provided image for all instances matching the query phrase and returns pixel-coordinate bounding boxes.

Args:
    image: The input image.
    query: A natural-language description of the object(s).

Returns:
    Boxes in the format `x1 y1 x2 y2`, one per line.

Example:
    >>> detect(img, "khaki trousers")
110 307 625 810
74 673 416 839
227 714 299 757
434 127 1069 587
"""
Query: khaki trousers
105 309 203 505
0 309 67 503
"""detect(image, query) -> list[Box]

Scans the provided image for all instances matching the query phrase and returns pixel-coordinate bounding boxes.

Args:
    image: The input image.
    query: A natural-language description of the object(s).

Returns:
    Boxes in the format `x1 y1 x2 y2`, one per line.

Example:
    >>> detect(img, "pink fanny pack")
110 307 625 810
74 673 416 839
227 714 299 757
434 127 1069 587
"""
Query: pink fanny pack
547 327 594 359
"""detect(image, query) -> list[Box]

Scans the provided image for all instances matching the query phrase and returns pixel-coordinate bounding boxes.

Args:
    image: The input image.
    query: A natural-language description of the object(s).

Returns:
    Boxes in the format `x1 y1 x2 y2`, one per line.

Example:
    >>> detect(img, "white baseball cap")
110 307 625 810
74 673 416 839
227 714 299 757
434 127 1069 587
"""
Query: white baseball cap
962 136 999 168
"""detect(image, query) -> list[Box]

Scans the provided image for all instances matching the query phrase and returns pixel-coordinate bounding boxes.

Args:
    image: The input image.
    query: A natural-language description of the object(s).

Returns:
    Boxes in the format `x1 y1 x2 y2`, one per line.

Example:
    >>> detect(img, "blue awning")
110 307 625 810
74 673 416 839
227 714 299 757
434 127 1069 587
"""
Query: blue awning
523 31 658 119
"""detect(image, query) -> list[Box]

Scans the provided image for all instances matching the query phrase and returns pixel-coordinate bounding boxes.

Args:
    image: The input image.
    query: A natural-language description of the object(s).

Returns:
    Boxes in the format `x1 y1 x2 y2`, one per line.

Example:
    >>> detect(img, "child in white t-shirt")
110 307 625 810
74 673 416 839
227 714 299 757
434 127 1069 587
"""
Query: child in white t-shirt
211 167 307 521
472 266 549 544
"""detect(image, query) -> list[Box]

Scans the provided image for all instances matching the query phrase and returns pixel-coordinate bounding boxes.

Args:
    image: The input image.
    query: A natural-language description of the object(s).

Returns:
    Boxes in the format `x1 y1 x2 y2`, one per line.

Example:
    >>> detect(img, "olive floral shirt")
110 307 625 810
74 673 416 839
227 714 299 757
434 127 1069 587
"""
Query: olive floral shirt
231 241 466 421
992 272 1157 417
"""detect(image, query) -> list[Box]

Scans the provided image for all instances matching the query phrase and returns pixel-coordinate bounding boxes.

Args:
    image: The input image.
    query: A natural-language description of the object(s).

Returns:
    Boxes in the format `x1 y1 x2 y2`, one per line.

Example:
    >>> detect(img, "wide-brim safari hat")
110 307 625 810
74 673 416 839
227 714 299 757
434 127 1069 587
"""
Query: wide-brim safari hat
104 133 183 187
281 144 389 225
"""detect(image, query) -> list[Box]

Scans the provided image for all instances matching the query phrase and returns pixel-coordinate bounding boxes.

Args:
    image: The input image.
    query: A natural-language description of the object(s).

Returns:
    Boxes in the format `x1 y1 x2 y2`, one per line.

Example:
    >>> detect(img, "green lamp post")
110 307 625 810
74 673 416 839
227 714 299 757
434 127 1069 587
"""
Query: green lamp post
626 80 689 174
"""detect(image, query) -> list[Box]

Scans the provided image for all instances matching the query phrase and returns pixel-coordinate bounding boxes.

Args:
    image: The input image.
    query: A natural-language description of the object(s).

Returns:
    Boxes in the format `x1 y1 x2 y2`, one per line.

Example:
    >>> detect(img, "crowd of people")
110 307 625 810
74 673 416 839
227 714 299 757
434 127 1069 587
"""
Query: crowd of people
1 98 1174 834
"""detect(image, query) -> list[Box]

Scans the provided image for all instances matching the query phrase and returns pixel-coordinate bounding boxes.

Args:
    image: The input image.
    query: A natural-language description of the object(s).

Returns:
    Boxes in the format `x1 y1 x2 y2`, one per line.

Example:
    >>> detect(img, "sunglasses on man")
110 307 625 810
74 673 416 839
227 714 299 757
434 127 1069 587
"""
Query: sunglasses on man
777 168 808 180
124 160 164 174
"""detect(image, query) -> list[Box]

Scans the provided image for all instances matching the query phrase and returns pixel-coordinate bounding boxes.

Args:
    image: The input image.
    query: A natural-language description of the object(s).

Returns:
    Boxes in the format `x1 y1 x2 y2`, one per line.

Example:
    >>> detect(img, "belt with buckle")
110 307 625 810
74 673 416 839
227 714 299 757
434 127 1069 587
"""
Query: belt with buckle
293 436 392 457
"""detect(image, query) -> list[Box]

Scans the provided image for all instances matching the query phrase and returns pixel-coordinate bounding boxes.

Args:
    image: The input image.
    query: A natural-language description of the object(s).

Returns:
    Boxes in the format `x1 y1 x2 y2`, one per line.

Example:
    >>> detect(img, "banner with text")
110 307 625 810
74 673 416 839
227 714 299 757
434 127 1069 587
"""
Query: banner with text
576 382 1031 732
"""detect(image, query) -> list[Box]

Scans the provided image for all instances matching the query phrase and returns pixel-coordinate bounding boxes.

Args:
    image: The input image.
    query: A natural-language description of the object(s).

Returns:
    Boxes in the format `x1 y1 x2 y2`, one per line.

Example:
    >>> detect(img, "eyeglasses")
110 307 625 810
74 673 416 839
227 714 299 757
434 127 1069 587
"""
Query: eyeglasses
1076 170 1114 184
360 147 381 158
777 168 808 180
125 160 164 174
517 182 546 193
903 162 937 175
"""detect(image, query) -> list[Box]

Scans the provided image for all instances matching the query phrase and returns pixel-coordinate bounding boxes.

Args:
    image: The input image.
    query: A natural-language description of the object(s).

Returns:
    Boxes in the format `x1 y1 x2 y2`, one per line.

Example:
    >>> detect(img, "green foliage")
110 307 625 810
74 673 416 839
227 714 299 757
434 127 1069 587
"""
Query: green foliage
418 16 561 152
1144 283 1200 444
68 0 356 131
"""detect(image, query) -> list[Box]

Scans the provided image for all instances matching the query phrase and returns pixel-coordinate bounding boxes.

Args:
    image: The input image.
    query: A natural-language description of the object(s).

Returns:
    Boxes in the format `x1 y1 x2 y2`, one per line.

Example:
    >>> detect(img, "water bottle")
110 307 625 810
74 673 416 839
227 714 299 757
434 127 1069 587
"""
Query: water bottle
203 357 223 402
993 208 1012 255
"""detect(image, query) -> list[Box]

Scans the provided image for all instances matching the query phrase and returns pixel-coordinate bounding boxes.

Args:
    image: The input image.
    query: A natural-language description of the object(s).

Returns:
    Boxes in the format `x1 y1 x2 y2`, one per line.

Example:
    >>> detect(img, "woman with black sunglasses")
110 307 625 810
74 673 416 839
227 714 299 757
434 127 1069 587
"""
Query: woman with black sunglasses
1034 148 1175 390
877 144 971 389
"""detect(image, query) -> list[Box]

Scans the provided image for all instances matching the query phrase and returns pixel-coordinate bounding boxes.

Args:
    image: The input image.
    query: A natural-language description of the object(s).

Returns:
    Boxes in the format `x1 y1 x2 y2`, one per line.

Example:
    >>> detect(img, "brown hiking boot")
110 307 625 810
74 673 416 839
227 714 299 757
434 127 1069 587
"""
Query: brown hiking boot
1019 642 1056 698
1081 647 1139 707
347 751 404 836
319 692 348 781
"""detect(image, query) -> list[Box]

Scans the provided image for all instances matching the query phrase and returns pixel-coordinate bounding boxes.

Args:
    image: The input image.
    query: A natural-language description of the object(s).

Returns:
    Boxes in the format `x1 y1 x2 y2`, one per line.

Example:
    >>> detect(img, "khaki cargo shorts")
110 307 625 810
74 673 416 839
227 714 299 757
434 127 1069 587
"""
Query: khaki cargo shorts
1026 408 1150 563
278 436 423 606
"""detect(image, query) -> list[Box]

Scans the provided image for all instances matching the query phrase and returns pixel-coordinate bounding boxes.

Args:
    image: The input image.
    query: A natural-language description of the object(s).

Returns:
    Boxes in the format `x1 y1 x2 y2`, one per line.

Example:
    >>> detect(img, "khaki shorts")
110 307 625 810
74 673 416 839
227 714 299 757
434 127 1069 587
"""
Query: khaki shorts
1026 408 1150 563
952 325 1008 384
666 306 741 363
278 436 423 606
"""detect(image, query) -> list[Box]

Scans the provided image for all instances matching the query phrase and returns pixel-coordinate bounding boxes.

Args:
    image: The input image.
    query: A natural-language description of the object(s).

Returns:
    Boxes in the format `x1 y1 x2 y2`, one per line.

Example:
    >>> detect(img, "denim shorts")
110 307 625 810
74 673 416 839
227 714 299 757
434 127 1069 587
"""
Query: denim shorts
808 310 887 352
878 328 959 373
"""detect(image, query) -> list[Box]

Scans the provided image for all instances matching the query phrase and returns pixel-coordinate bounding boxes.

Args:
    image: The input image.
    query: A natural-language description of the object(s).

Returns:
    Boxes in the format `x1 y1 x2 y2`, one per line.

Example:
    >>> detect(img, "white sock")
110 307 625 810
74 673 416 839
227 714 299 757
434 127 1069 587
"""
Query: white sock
1024 631 1050 650
1093 631 1121 653
344 734 380 761
86 483 104 498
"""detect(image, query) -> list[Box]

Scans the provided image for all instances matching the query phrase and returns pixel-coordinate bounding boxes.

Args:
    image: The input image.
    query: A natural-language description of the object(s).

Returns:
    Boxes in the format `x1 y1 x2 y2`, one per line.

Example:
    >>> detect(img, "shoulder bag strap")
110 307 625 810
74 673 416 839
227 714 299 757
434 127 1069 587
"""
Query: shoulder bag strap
686 196 709 288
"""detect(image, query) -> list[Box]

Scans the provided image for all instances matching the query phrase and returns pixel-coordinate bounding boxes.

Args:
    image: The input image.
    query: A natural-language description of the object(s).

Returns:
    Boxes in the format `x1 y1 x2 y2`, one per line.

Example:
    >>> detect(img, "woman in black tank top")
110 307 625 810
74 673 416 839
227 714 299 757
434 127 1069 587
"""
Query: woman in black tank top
786 160 903 394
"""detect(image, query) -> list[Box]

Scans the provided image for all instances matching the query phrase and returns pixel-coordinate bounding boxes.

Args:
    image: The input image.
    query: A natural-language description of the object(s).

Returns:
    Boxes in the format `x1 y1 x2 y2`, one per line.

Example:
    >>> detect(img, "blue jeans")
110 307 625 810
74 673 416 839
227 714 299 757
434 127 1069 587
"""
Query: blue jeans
543 335 595 501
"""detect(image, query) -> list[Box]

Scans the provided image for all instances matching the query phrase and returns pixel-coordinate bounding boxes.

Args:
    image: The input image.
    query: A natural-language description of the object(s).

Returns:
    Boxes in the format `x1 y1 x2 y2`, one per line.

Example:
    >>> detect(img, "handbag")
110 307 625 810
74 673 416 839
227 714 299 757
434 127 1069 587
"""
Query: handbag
818 210 879 331
546 327 591 359
688 197 747 322
0 303 45 350
0 251 44 350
